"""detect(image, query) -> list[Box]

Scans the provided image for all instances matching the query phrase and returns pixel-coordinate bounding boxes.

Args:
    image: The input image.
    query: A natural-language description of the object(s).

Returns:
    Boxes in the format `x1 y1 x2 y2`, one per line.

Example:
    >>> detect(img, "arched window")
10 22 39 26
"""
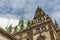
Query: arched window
42 26 46 32
36 27 40 33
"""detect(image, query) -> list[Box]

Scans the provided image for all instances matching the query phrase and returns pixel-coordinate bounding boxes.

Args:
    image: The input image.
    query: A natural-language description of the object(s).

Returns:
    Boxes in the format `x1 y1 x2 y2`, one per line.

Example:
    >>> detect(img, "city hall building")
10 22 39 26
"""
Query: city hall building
0 6 60 40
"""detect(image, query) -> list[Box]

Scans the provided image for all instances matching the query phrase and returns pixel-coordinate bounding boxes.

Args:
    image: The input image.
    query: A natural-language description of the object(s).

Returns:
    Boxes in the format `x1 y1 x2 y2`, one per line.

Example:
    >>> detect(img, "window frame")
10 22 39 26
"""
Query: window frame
36 27 40 33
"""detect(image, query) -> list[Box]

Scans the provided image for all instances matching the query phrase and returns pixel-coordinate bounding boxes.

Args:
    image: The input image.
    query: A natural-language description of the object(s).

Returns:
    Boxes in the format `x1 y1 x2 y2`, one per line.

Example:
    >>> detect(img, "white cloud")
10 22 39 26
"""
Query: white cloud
0 18 8 28
8 19 19 27
0 17 19 29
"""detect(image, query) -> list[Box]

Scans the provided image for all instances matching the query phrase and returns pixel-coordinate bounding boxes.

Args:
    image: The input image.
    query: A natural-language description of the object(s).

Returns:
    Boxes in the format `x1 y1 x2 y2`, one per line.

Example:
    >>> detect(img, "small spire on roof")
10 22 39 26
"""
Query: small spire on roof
36 5 42 12
54 18 57 25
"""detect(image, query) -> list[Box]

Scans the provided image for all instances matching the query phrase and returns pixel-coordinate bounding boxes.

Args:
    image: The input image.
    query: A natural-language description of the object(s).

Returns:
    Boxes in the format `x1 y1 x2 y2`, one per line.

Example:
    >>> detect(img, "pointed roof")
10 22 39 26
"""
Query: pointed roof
27 20 31 25
14 25 18 30
54 19 58 26
8 24 13 30
53 19 59 31
35 6 42 13
9 24 12 28
34 6 46 19
54 19 59 26
0 27 17 40
27 20 31 29
18 17 24 26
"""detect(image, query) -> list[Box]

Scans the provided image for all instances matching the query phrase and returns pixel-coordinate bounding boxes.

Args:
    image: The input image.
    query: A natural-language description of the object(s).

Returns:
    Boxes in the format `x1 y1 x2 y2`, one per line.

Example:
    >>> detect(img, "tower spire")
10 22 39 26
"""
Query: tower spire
54 19 58 25
34 6 46 20
27 20 31 29
13 25 18 34
54 19 59 30
7 24 12 34
18 17 24 31
36 5 42 13
18 17 24 26
5 20 10 30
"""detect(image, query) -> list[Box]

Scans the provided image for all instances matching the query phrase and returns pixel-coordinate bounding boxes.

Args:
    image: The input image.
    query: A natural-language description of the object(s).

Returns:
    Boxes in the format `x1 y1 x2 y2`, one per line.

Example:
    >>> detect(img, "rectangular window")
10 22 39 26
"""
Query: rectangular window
42 26 46 32
36 27 40 33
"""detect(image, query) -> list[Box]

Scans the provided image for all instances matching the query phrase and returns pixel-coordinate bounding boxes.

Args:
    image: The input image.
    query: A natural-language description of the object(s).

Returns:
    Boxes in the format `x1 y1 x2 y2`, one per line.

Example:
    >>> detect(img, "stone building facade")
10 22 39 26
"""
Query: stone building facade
0 6 60 40
13 6 60 40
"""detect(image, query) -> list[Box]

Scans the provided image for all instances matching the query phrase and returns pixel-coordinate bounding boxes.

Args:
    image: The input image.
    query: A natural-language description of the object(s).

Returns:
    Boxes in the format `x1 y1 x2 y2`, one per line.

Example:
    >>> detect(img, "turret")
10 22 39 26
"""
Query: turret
7 24 12 34
27 20 31 29
33 6 48 24
13 25 18 34
18 17 24 26
34 6 46 19
18 17 24 31
20 24 24 31
54 19 59 30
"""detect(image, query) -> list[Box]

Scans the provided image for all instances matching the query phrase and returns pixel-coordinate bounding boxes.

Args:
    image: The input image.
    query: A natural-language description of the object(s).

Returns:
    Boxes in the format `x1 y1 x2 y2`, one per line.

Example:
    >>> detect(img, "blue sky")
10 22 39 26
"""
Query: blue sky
0 0 60 28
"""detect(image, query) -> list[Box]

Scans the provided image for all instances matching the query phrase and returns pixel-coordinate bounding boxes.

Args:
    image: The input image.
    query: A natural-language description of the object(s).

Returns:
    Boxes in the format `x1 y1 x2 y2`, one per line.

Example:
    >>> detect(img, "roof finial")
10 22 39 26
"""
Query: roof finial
54 18 57 23
38 5 39 8
37 5 41 8
37 5 41 9
36 5 42 11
